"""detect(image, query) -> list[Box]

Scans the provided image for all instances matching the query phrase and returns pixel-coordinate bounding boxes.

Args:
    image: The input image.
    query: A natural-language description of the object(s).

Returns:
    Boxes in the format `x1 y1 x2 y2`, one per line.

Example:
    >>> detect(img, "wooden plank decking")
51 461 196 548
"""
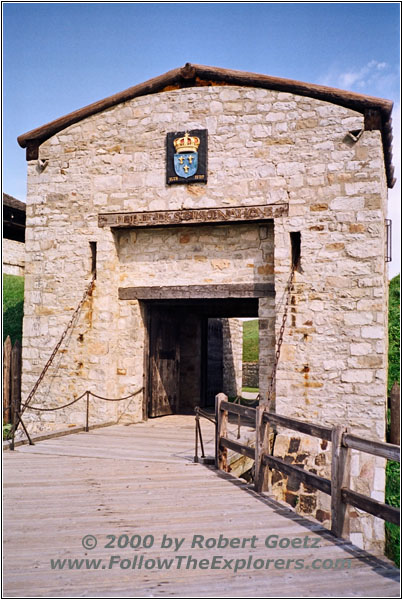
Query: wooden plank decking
3 416 400 598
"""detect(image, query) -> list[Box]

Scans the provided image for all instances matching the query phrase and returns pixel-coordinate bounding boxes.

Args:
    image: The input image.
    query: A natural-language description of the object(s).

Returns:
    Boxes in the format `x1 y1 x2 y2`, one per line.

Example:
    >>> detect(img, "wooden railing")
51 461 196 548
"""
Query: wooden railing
215 393 400 537
3 336 22 425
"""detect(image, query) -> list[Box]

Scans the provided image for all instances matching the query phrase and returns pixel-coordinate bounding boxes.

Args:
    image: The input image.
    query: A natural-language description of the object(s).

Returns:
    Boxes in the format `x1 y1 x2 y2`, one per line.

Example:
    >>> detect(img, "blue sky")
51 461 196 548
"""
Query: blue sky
3 2 401 275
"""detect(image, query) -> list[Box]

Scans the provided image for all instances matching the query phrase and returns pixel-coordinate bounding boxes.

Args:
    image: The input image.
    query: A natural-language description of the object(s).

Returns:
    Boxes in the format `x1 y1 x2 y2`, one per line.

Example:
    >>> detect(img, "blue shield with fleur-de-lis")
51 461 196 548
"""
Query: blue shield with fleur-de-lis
174 152 198 178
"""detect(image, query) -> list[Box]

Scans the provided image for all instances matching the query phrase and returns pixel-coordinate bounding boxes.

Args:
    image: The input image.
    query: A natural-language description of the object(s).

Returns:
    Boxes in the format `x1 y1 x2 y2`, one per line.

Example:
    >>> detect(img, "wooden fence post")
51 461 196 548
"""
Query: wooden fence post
331 425 348 538
11 340 22 425
215 393 228 471
3 336 12 424
390 382 400 446
255 404 268 492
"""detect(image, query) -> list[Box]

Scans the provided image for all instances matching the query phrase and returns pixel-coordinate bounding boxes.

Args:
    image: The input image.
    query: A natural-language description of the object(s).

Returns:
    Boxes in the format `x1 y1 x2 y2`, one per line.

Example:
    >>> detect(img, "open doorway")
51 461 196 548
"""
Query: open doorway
144 298 258 418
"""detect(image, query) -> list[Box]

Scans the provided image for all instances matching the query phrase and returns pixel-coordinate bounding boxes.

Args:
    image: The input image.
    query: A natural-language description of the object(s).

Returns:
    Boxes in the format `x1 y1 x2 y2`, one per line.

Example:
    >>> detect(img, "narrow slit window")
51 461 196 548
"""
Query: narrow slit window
90 241 97 277
290 232 301 270
385 219 392 262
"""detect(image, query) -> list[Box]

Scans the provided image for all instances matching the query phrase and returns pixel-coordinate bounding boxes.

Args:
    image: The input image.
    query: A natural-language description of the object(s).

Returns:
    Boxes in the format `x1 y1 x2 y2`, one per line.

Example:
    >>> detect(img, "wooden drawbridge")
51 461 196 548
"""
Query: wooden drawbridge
3 415 400 597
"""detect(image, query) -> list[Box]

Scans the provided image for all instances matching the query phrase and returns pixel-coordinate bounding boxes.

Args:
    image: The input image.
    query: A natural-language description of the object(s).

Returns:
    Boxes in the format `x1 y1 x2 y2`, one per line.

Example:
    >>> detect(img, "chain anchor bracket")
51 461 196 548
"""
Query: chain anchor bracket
9 275 96 448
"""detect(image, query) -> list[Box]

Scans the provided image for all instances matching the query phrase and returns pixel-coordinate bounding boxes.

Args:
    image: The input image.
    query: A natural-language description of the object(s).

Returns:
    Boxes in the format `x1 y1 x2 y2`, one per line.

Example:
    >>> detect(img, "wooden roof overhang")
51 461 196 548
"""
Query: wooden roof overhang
3 193 26 243
17 63 395 188
3 192 26 213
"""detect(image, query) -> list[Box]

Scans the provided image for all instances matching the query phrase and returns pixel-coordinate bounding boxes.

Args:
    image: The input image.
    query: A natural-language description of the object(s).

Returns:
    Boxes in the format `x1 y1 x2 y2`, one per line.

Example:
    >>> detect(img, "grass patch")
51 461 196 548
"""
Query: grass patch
242 386 259 393
3 274 24 344
3 424 13 440
385 460 400 567
243 319 259 362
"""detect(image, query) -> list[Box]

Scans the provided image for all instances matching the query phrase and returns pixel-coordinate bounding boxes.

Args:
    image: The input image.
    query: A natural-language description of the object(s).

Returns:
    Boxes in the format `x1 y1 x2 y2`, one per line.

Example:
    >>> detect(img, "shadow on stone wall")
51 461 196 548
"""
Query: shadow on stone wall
222 319 242 397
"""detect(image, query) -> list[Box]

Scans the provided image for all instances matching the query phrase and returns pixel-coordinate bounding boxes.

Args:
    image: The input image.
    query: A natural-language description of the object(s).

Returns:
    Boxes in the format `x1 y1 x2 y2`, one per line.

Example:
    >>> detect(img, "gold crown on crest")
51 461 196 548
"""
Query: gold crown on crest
173 132 200 154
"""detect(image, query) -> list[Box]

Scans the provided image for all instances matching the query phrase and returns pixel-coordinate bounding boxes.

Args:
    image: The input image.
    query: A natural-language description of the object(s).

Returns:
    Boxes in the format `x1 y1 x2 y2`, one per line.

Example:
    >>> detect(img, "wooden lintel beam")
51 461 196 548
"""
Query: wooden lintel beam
119 283 275 301
99 204 287 229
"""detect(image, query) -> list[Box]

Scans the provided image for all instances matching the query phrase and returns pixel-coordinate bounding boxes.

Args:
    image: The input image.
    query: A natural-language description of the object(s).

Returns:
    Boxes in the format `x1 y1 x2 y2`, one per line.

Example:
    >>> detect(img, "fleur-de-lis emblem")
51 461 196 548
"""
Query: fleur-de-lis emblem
173 132 199 178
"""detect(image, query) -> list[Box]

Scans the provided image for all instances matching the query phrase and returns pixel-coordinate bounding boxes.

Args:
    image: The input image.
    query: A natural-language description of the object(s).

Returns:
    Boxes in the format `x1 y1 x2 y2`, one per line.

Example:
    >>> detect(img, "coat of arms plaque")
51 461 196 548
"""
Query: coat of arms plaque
166 129 207 185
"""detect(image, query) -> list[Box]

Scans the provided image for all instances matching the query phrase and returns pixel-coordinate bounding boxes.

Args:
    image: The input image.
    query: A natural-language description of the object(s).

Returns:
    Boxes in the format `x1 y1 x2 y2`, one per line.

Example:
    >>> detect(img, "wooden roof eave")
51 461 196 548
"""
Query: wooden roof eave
17 63 395 187
3 193 26 213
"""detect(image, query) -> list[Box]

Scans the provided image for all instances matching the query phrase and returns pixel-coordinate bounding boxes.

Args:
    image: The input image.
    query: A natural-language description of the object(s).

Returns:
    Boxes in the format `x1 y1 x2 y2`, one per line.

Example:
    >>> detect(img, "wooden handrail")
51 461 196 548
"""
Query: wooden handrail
220 437 255 460
341 488 400 525
220 400 256 420
262 454 331 495
264 410 333 442
214 392 400 536
343 433 400 462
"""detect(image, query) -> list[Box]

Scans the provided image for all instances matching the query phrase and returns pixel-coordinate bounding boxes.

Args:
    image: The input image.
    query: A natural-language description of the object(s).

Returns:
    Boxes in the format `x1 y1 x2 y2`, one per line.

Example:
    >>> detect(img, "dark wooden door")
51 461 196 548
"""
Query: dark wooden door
206 318 223 406
149 308 180 417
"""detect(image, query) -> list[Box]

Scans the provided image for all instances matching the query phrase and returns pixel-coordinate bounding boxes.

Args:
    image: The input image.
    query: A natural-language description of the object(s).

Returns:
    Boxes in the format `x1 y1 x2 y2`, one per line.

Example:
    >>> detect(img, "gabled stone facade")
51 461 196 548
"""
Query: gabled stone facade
18 65 393 552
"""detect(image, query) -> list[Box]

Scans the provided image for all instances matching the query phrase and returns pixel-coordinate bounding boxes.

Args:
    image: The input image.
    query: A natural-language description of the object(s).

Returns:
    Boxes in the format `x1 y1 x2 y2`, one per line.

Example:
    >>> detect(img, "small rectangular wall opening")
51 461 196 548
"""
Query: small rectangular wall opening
385 219 392 262
89 241 97 277
290 231 301 271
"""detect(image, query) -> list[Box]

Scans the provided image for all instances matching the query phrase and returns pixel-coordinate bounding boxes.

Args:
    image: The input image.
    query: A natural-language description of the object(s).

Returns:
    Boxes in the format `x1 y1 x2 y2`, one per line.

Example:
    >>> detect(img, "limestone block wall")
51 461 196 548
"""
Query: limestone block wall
115 223 274 288
21 84 389 551
270 127 389 553
3 238 25 276
243 362 259 388
222 318 243 397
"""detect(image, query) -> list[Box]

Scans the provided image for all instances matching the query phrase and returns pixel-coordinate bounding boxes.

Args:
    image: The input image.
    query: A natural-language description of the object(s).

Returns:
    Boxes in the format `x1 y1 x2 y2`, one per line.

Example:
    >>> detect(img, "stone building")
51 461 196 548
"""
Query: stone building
3 193 26 276
17 64 394 551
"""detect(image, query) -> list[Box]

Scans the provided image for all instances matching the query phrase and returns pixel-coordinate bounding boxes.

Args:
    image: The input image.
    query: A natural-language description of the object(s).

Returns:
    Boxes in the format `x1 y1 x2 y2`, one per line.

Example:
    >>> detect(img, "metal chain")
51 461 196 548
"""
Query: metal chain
89 389 143 402
20 393 87 412
20 388 144 412
234 395 259 406
268 266 295 408
21 274 96 417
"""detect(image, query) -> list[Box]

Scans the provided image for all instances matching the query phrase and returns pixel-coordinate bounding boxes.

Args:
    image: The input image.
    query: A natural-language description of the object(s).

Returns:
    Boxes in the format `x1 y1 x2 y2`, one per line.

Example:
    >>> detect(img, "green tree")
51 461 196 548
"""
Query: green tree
3 274 25 344
388 274 400 391
385 274 400 566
